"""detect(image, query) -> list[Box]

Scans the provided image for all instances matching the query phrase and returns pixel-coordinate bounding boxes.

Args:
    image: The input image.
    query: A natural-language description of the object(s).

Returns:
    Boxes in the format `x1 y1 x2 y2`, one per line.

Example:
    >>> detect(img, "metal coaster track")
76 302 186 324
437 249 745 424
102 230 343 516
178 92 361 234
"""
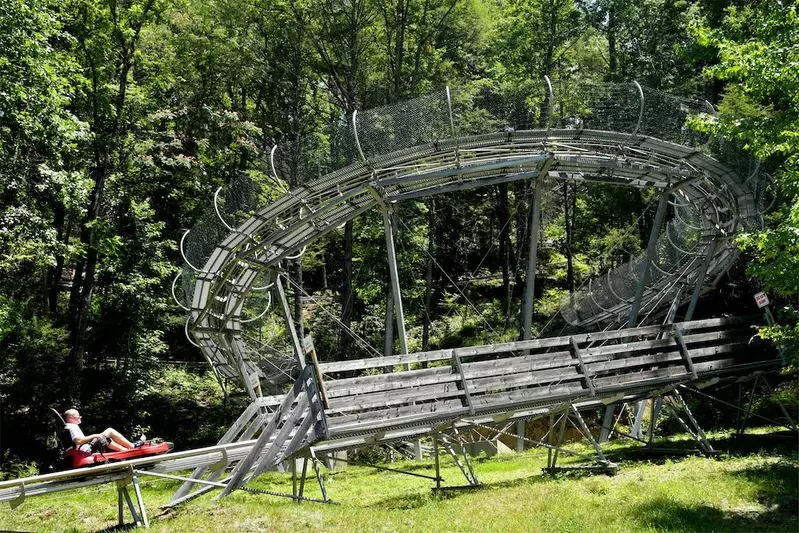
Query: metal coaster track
185 125 761 390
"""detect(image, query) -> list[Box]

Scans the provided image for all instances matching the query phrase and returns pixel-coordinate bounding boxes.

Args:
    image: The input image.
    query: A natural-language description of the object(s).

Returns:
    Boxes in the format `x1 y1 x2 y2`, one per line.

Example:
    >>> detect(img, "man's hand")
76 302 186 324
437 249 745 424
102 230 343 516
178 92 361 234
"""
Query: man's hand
73 433 102 446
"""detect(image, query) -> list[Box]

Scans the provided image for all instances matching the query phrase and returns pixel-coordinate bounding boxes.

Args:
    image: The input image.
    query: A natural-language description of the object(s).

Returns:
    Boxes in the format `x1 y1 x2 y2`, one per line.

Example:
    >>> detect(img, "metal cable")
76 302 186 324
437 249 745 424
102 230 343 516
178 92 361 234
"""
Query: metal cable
284 276 383 359
399 218 498 337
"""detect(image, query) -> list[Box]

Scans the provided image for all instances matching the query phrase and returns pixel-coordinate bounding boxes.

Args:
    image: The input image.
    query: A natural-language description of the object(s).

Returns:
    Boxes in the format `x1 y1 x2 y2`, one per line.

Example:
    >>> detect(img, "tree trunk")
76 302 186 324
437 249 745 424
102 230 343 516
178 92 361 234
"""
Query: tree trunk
321 252 328 290
46 206 67 314
564 183 577 293
422 198 435 352
340 220 354 359
393 0 407 98
68 159 109 403
384 290 395 357
497 184 512 320
608 7 617 81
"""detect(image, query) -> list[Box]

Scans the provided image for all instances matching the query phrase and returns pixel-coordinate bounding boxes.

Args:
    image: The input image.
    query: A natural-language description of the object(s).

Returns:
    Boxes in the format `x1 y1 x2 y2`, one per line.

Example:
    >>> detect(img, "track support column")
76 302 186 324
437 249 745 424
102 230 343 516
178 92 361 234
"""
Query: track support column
522 163 552 340
368 187 409 357
131 474 149 528
276 274 306 369
599 405 616 443
628 191 670 327
685 240 718 321
117 482 142 528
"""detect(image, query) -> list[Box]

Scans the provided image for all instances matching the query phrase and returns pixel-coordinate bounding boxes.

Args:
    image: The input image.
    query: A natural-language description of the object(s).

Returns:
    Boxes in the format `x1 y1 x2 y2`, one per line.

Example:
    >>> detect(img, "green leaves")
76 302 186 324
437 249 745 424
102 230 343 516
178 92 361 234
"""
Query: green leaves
693 0 799 365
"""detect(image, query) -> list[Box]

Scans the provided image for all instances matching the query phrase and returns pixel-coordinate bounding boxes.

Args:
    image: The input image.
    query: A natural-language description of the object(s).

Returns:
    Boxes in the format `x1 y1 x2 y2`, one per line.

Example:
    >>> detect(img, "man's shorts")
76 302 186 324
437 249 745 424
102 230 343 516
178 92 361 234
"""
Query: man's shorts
90 435 110 453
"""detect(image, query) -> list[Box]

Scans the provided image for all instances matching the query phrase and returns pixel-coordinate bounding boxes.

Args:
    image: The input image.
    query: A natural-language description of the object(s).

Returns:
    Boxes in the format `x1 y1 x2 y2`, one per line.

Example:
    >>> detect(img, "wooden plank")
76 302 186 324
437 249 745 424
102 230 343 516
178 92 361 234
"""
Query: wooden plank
327 398 464 428
581 330 747 360
327 350 778 438
470 383 585 410
459 351 574 379
326 381 466 414
588 342 748 376
301 364 329 438
325 366 455 397
317 316 757 374
467 367 583 394
247 394 311 481
592 344 747 379
329 407 471 437
326 342 751 416
329 357 580 407
218 367 310 497
577 316 753 344
327 351 576 399
328 341 753 412
592 358 737 390
319 350 455 373
589 348 683 375
171 399 264 502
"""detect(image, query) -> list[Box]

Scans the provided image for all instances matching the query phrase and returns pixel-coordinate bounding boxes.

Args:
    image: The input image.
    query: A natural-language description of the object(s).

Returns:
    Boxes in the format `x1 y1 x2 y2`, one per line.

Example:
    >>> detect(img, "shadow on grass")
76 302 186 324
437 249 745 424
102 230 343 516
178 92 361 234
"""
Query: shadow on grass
368 470 550 510
729 461 799 515
94 524 136 532
604 428 798 465
712 431 799 456
629 497 795 533
629 460 798 533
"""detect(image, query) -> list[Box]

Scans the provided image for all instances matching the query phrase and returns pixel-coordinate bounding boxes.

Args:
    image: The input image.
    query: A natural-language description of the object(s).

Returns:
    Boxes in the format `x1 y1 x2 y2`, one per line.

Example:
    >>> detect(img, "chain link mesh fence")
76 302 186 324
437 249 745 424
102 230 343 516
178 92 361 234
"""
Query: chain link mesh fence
178 80 772 390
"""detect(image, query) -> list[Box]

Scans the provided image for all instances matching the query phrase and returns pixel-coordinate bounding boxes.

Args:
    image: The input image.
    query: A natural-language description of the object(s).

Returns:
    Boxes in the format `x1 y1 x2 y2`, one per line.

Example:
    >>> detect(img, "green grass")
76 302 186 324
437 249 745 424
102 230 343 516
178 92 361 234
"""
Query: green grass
1 435 796 533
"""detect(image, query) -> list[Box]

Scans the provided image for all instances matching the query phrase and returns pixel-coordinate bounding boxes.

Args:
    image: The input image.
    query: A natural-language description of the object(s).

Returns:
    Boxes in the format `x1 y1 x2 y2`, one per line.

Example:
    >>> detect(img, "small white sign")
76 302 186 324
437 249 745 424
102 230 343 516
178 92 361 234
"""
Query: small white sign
754 292 770 308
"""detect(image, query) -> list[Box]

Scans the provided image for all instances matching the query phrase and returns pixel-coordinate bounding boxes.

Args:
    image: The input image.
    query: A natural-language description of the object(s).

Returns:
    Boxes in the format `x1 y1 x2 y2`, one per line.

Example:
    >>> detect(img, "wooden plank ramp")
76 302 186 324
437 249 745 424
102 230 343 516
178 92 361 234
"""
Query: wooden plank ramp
318 316 779 438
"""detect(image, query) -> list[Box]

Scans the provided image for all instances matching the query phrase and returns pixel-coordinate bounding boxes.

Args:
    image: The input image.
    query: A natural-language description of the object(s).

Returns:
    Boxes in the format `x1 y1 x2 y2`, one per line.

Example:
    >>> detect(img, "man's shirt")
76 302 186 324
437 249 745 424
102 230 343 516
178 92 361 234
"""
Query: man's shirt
64 423 92 452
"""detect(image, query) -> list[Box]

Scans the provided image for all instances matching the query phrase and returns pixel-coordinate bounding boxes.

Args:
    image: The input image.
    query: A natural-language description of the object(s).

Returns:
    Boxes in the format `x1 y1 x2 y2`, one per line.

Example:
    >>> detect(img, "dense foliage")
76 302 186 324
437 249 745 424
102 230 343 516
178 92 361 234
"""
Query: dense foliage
0 0 796 472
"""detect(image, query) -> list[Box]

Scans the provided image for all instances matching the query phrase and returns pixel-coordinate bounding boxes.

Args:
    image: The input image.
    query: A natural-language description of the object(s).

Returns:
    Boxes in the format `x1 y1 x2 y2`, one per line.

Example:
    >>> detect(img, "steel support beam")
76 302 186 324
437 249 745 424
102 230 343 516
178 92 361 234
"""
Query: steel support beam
368 187 409 357
759 377 798 431
632 400 647 440
522 165 550 339
598 405 616 443
516 419 525 453
119 485 142 527
570 406 608 462
276 274 306 369
433 434 441 490
673 390 714 452
685 240 717 321
310 448 329 502
131 474 149 528
628 192 670 327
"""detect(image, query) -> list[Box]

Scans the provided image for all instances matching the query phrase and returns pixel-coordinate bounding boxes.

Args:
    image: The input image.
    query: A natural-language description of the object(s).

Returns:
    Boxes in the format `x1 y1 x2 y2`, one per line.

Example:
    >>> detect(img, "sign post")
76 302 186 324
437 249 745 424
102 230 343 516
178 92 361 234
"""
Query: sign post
754 292 775 326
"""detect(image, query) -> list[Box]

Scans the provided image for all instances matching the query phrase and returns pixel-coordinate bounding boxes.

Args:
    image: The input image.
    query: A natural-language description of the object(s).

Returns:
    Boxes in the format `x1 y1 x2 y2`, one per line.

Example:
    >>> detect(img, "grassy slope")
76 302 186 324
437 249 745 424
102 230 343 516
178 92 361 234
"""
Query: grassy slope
1 437 796 533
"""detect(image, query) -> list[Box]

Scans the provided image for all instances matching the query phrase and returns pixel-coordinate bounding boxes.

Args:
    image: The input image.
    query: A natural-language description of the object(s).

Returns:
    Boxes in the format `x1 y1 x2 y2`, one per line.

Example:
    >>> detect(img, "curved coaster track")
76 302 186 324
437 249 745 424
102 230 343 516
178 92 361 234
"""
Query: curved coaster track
0 82 787 525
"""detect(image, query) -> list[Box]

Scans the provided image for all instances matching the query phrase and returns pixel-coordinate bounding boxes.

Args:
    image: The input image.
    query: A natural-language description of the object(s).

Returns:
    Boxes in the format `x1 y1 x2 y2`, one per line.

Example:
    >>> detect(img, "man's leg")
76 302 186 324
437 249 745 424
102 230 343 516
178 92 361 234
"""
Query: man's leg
103 428 135 449
105 441 127 452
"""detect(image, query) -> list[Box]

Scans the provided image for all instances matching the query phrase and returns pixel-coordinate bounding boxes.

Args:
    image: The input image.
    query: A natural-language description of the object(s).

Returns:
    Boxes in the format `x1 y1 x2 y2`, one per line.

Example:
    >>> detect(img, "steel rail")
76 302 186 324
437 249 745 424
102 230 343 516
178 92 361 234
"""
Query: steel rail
179 86 765 396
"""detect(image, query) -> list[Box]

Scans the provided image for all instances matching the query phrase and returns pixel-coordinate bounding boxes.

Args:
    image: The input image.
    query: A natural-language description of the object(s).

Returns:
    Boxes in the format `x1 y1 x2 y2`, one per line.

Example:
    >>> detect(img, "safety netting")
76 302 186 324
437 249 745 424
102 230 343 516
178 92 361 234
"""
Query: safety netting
176 80 772 389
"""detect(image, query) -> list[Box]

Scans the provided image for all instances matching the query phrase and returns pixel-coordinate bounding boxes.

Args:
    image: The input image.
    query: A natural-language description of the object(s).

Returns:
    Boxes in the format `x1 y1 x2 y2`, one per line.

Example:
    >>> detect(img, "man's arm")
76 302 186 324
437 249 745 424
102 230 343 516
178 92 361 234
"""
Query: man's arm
72 434 102 446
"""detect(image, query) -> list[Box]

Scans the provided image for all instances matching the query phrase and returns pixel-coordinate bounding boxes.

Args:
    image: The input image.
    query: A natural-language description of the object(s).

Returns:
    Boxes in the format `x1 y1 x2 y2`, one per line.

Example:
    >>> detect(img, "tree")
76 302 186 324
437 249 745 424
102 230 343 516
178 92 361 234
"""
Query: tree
65 0 168 402
0 0 84 465
580 0 698 89
693 0 799 364
491 0 585 79
0 0 84 307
